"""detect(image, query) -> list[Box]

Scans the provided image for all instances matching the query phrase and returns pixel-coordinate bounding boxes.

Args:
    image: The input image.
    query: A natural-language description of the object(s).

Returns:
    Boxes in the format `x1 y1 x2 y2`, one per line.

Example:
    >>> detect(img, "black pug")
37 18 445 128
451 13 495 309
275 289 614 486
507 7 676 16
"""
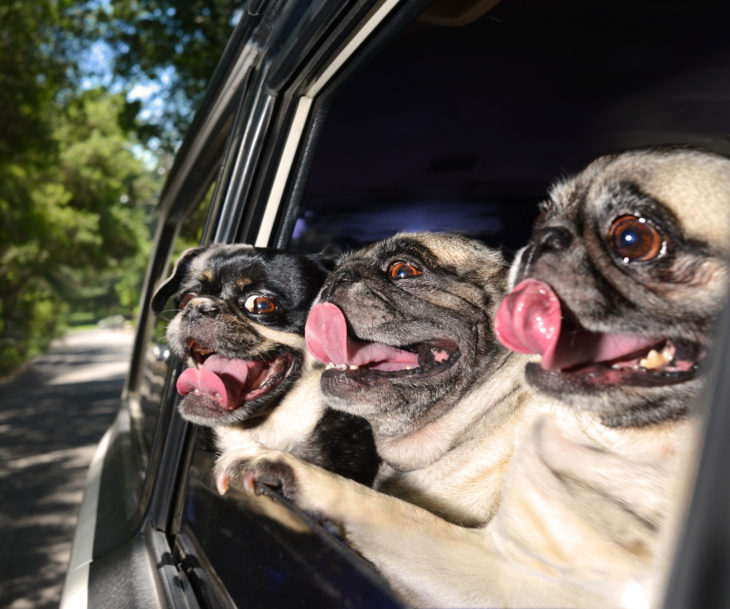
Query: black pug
151 243 379 486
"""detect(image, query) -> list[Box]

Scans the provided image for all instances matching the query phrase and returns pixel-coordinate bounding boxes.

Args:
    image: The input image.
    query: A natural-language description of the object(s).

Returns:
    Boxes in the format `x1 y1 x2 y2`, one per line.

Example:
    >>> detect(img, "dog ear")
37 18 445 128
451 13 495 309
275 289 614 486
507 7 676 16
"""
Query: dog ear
309 244 342 275
150 247 205 315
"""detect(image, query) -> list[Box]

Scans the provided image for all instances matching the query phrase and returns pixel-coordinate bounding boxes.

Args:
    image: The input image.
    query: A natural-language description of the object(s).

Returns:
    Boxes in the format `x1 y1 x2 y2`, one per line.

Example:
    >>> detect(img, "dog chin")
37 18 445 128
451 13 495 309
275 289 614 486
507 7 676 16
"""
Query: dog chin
526 363 703 426
320 374 444 421
319 347 490 441
174 342 303 427
178 393 244 426
178 370 300 427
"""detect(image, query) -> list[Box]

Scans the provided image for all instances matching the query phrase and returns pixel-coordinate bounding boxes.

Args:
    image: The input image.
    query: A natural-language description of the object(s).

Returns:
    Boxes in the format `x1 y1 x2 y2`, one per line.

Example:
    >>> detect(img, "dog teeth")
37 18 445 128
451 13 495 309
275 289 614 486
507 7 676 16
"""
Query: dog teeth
639 348 672 370
325 362 360 371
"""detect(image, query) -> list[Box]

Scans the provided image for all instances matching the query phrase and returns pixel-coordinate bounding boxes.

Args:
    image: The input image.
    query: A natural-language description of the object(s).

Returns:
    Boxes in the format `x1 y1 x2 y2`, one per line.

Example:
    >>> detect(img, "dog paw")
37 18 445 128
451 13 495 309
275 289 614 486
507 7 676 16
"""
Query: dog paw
214 448 300 502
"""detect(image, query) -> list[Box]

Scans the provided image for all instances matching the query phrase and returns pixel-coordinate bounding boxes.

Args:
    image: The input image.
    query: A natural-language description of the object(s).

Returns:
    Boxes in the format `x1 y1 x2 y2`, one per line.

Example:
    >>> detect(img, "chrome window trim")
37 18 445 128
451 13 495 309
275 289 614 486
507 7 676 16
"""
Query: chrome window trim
255 95 313 246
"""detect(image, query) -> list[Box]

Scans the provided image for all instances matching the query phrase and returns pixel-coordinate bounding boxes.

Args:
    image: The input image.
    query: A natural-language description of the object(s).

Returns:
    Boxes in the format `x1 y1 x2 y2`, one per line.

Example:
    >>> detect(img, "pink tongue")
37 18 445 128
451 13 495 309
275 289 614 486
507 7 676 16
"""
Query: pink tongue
306 302 419 370
495 279 659 370
494 279 562 365
176 355 260 410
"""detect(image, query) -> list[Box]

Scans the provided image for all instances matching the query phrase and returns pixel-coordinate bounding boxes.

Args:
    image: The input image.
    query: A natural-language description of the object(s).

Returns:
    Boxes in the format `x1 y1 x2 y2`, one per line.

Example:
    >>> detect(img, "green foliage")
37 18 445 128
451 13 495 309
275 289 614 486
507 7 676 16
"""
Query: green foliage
91 0 237 152
0 33 160 375
0 0 237 376
0 1 64 164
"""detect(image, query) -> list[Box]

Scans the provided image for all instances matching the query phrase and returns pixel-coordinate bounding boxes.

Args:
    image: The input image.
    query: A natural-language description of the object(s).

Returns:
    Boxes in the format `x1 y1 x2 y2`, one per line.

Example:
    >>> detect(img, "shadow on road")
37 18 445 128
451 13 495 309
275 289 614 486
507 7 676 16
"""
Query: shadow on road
0 328 134 609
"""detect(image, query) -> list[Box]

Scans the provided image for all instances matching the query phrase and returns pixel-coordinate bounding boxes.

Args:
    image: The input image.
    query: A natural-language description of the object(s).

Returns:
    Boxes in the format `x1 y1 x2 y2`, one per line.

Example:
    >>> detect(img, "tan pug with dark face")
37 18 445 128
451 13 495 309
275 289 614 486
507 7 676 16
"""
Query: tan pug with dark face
485 145 730 606
303 232 535 525
214 147 730 609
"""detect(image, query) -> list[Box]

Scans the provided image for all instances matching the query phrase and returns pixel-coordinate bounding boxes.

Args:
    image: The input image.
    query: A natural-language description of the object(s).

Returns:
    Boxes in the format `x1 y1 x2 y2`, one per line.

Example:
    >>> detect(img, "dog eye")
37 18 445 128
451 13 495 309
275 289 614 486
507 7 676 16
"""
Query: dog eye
180 292 198 309
388 261 422 280
244 295 277 314
608 215 665 262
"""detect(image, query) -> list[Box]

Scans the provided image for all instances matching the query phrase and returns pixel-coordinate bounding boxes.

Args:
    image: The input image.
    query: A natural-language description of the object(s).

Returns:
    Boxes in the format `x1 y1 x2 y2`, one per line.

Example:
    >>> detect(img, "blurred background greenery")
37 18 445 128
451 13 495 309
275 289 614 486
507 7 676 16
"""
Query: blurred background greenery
0 0 239 376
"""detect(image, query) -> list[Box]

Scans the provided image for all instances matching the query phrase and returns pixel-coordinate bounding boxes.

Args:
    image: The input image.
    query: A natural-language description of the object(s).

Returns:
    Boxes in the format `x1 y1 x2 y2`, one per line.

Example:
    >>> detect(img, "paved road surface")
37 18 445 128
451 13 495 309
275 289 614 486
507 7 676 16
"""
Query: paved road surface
0 328 134 609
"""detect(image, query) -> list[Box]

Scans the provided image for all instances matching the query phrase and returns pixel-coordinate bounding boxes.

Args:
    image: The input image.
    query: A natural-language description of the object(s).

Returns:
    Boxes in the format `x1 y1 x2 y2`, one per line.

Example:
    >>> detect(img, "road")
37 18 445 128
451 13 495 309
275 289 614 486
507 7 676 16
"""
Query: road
0 327 134 609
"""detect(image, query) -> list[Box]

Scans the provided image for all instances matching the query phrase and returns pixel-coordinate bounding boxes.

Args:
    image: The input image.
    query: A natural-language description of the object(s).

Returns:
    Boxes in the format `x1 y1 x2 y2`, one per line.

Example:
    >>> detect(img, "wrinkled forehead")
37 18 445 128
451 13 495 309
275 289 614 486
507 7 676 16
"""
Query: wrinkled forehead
356 233 437 262
186 244 258 282
587 151 730 248
361 232 500 265
352 233 507 292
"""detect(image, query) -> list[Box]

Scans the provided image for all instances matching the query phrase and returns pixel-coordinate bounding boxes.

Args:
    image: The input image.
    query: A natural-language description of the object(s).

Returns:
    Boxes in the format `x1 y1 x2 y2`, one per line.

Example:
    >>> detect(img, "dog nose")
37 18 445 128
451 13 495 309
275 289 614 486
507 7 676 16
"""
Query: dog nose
532 226 573 253
514 226 574 280
185 298 219 319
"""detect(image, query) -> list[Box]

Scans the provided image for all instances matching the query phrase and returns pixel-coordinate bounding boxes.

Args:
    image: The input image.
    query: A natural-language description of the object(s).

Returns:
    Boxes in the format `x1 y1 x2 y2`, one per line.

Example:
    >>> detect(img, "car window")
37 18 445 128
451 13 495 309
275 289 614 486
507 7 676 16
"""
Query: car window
286 5 730 608
291 15 540 253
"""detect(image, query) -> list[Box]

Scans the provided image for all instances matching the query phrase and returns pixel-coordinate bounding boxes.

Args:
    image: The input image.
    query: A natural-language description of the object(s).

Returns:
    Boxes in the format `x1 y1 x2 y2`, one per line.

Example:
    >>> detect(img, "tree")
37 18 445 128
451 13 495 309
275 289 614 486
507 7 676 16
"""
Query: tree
0 1 162 375
0 0 236 375
0 88 158 374
0 2 63 164
91 0 238 153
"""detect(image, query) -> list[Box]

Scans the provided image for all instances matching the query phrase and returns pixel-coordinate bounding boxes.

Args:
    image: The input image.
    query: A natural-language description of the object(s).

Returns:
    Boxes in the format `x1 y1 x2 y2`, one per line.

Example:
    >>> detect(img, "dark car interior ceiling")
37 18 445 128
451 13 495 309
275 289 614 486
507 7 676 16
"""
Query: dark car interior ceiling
292 0 730 255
